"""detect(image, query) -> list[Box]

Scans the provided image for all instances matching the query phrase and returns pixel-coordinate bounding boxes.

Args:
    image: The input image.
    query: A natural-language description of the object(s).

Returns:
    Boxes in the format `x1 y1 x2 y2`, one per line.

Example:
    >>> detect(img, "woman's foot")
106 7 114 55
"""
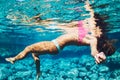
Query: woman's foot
36 72 41 80
5 57 15 64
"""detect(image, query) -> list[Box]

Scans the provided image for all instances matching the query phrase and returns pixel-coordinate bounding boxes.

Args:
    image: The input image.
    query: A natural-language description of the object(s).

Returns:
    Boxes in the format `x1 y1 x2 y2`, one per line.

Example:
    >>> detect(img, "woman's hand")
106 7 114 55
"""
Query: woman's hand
94 52 106 64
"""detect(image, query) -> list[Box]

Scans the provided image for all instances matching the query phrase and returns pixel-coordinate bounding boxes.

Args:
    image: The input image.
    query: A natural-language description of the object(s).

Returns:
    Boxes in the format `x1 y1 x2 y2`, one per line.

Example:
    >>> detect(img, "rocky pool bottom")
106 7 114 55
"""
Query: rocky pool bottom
0 52 120 80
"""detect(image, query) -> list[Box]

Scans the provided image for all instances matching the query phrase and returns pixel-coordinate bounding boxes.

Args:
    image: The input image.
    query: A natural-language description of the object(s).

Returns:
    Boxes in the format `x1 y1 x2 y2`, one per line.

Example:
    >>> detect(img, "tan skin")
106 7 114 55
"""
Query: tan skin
5 0 106 80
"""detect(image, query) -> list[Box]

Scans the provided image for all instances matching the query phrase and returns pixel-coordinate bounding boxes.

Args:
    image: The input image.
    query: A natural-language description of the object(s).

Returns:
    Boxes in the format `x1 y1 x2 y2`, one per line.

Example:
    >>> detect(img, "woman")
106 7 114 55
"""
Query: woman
5 0 115 80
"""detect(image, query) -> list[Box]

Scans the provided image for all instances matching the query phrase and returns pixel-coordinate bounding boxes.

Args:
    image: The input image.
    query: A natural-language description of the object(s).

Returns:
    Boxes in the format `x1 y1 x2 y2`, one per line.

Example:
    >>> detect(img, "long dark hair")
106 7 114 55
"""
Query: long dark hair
94 13 116 56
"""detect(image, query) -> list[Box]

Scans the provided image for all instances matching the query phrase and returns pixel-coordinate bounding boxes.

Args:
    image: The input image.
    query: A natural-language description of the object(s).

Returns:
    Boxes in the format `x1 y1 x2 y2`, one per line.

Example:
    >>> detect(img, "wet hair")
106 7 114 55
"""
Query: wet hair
97 36 116 56
94 13 116 56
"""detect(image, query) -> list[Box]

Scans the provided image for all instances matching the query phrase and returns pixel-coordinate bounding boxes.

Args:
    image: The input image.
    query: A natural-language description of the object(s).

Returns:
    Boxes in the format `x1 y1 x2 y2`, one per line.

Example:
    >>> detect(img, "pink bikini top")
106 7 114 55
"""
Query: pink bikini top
78 21 88 43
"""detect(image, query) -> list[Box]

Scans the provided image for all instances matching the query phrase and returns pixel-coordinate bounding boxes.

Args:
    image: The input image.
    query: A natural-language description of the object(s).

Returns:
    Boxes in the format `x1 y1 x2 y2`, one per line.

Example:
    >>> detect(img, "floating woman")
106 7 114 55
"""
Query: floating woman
5 0 116 80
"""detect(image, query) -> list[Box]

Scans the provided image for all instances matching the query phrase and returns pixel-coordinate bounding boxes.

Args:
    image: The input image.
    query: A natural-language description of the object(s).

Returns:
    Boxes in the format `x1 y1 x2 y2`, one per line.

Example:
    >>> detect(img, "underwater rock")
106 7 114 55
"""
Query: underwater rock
83 76 90 80
88 73 98 80
41 59 53 69
70 62 78 68
41 72 48 79
59 71 67 79
8 76 23 80
65 78 73 80
90 64 98 72
0 48 10 57
98 66 109 73
43 75 56 80
75 78 82 80
13 63 27 71
0 63 11 68
86 71 93 76
78 72 87 78
23 58 34 66
55 77 64 80
1 55 120 80
58 60 71 70
79 56 94 70
109 78 117 80
0 67 13 80
13 71 33 79
97 76 106 80
78 67 87 72
67 68 79 78
71 58 79 64
110 70 120 78
79 55 89 65
116 76 120 80
16 0 25 2
85 62 93 70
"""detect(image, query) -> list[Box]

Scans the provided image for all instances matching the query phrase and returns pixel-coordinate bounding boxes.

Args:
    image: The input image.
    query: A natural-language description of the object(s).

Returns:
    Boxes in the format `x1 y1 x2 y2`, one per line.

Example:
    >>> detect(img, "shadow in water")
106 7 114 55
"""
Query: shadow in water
105 61 120 71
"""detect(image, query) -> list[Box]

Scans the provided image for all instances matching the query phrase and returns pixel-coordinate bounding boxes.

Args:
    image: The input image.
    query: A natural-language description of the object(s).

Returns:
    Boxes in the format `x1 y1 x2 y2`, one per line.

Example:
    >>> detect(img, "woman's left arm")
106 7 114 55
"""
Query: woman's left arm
89 36 98 57
89 36 106 64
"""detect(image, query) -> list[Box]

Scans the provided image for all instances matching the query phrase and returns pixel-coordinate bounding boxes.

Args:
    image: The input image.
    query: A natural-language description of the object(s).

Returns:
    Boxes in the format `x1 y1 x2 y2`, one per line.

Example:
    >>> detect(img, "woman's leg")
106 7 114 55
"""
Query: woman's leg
5 41 58 64
5 45 33 64
32 53 41 80
5 33 78 64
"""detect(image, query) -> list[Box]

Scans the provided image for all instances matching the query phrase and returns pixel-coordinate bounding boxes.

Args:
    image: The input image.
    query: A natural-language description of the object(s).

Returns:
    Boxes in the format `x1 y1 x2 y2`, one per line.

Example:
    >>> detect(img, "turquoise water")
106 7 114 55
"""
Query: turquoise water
0 0 120 80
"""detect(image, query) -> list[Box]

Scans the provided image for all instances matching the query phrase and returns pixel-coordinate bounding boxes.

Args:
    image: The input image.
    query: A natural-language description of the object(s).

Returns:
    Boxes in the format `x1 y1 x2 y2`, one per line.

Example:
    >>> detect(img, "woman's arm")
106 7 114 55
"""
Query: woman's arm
84 0 94 18
89 36 106 64
84 0 96 28
89 36 99 57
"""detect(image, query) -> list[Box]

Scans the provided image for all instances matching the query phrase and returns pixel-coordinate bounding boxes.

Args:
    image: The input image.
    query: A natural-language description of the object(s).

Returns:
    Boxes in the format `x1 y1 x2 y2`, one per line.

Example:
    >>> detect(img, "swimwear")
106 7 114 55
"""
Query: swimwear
51 21 88 51
78 21 88 43
52 40 61 52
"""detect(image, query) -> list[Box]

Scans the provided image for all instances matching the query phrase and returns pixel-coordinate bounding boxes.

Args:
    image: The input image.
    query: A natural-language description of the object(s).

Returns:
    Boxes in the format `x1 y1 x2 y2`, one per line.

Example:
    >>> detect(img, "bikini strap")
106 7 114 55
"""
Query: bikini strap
52 40 61 52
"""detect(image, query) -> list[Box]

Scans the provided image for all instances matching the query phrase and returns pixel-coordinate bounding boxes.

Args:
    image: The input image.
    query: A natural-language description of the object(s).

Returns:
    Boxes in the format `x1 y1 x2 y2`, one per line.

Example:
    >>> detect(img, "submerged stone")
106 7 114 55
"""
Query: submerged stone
78 72 87 78
78 67 87 72
67 68 79 78
99 66 109 73
98 76 106 80
16 0 25 2
88 73 98 80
